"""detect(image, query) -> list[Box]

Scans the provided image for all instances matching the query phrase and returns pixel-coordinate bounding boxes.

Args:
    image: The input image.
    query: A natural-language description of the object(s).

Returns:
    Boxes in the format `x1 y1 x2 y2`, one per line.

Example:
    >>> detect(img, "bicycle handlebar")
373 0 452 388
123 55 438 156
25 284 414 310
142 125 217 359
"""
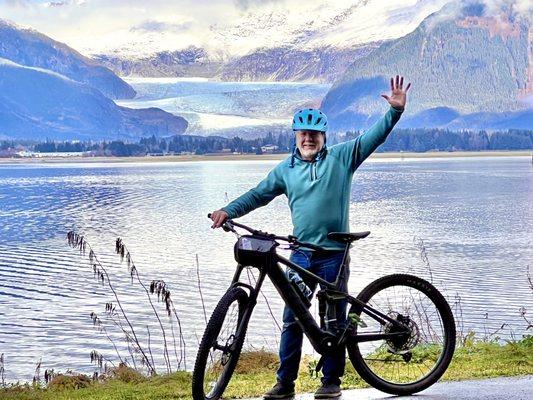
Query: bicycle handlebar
207 213 325 252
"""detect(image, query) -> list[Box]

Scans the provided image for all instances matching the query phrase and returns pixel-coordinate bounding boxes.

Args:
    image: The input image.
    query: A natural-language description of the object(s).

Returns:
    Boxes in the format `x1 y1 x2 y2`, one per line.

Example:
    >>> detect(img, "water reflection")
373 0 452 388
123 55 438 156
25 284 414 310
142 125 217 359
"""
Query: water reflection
0 156 531 382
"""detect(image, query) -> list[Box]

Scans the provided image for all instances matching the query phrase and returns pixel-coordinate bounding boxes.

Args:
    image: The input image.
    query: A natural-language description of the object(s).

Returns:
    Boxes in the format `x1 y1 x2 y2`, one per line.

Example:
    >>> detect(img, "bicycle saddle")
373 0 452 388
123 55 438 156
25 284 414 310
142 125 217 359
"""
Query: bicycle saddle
328 231 370 244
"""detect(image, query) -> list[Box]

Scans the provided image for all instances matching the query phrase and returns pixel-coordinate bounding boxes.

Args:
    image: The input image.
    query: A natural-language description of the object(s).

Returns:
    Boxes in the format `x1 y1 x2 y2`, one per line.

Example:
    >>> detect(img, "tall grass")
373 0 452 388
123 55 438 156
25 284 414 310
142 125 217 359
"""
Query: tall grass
2 231 531 392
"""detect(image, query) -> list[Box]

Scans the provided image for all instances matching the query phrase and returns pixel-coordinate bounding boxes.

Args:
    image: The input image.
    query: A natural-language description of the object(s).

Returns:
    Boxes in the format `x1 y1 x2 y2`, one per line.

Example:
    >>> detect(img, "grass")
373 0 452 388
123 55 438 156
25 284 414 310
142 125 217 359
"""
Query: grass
0 337 531 400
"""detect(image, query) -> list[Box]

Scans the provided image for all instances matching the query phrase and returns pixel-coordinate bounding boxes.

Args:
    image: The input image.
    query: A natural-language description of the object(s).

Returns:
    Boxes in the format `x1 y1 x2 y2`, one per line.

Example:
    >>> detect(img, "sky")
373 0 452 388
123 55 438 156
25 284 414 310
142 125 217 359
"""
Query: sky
0 0 530 58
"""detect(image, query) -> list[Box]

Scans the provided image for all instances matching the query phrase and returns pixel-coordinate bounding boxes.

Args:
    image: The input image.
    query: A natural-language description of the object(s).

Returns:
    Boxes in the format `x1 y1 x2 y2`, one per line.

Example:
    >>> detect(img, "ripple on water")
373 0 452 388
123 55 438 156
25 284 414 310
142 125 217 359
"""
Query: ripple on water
0 157 531 382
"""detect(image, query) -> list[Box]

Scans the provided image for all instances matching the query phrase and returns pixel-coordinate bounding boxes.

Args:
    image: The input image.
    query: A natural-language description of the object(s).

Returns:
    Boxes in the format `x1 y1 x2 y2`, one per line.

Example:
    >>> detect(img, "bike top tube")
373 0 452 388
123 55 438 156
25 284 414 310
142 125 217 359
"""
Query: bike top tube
208 214 352 291
208 213 327 252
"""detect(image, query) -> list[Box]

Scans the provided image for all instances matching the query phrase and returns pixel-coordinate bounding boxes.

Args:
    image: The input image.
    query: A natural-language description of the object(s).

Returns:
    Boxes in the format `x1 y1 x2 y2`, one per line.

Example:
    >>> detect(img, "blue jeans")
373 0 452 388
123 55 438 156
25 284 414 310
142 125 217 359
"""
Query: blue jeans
276 250 349 386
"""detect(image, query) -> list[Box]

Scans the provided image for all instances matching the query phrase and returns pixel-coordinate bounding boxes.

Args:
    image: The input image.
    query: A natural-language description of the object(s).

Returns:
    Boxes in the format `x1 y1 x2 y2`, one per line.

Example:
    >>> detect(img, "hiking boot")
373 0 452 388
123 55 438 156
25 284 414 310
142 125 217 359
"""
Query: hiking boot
263 382 295 399
314 383 341 399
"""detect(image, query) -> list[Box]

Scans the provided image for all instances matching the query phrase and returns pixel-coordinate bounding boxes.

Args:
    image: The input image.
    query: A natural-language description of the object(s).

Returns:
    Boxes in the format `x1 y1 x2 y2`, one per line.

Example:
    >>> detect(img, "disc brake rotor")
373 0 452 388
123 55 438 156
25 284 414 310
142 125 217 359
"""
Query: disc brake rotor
220 334 236 365
383 312 420 355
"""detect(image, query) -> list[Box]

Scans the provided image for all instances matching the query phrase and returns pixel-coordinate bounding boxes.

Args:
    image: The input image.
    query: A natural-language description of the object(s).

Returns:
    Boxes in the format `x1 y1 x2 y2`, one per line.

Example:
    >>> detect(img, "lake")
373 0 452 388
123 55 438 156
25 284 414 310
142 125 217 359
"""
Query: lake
0 156 531 382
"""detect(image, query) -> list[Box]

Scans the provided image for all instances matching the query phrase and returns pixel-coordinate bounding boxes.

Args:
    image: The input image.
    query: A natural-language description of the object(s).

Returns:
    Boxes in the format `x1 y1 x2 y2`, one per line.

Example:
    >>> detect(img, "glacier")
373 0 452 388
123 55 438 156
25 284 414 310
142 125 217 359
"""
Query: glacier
118 78 331 137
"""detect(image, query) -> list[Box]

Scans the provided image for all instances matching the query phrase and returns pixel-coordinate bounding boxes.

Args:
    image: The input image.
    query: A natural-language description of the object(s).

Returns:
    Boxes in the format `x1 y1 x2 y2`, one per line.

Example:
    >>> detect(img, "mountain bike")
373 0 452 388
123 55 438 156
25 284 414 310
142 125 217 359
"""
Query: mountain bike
192 216 456 399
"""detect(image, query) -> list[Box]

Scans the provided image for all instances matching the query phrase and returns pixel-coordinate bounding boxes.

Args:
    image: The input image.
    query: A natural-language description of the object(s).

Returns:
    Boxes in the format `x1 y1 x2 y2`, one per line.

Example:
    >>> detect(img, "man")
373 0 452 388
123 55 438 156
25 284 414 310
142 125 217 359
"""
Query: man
210 75 411 399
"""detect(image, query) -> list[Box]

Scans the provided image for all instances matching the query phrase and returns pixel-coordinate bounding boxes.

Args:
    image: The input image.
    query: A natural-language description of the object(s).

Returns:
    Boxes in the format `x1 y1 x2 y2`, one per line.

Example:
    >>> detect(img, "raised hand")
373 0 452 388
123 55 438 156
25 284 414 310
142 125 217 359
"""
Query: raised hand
381 75 411 111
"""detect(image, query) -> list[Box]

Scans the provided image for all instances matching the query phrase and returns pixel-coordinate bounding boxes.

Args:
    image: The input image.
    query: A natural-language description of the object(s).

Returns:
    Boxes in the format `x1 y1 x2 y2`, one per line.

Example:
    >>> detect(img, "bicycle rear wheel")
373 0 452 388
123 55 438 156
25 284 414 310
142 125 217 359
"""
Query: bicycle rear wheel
347 274 455 395
192 287 249 400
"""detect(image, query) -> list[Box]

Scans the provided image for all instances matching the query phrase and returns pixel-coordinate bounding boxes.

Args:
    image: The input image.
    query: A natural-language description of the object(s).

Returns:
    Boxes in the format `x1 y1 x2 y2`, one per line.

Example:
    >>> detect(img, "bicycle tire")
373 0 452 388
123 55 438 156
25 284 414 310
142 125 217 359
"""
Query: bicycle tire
192 287 249 400
346 274 456 395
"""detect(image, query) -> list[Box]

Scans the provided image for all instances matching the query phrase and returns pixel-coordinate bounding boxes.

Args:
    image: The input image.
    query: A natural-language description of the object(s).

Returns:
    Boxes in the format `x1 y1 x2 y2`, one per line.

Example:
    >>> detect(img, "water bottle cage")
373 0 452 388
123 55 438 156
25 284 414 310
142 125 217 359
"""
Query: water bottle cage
289 279 312 308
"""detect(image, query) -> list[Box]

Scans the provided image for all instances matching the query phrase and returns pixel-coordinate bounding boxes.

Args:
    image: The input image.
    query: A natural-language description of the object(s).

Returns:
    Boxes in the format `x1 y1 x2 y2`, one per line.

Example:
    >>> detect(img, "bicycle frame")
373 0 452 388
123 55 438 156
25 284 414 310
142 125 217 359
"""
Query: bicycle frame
229 243 411 356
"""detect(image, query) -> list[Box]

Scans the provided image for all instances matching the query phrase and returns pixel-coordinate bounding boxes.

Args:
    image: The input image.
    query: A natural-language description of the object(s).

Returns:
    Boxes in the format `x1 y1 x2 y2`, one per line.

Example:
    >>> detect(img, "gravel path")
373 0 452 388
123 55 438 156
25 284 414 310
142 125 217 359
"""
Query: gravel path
250 376 533 400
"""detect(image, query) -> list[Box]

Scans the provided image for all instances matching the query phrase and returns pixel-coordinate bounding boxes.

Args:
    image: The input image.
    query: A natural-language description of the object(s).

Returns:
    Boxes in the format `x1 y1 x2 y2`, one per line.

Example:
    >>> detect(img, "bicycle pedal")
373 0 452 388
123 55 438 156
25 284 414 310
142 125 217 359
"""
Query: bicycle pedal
348 312 367 328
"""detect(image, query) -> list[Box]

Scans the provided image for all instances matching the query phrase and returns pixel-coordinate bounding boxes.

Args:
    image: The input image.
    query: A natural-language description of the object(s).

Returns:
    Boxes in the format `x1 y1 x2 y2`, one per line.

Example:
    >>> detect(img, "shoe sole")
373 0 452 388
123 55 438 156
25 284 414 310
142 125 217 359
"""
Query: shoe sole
263 394 295 400
314 393 341 399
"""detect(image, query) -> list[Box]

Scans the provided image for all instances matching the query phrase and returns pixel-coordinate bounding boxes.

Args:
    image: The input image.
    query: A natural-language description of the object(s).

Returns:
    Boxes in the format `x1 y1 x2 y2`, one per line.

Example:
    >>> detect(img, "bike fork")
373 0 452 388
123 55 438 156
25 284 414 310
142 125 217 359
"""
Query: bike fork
229 264 267 341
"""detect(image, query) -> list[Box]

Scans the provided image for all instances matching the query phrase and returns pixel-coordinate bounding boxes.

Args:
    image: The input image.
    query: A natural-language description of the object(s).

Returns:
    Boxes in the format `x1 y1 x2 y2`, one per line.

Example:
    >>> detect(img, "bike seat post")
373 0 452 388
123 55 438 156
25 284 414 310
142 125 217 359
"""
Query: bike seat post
333 243 351 290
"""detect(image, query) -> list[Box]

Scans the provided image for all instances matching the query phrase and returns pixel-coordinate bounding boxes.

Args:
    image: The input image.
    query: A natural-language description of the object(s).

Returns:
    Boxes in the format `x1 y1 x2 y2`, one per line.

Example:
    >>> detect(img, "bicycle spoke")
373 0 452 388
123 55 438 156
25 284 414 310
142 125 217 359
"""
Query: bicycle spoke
350 278 450 386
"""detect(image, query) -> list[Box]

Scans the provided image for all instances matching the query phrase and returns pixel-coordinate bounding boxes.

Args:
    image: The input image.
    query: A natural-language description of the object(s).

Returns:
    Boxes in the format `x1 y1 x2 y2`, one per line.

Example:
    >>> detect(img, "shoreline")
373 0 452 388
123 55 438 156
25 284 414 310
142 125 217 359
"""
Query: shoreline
0 339 531 399
0 150 531 164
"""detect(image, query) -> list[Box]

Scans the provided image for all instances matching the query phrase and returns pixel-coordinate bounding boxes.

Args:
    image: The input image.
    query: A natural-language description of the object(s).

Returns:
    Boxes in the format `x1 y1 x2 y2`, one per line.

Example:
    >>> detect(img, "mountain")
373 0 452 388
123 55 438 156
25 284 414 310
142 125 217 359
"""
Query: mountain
88 0 449 82
396 107 533 130
321 2 532 131
94 44 379 83
444 109 533 130
0 19 135 100
218 44 379 83
399 107 461 128
94 46 223 78
0 58 187 140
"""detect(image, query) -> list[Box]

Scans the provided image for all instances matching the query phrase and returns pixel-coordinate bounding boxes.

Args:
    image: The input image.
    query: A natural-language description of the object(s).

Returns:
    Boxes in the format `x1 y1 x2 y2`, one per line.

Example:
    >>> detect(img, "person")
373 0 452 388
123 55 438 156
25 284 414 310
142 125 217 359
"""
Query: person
210 75 411 399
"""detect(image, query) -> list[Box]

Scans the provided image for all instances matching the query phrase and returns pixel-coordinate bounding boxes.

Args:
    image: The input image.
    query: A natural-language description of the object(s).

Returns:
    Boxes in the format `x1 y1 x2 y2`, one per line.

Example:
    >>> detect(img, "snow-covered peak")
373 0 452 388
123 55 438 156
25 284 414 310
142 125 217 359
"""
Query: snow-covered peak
84 0 450 59
210 0 449 56
0 18 36 33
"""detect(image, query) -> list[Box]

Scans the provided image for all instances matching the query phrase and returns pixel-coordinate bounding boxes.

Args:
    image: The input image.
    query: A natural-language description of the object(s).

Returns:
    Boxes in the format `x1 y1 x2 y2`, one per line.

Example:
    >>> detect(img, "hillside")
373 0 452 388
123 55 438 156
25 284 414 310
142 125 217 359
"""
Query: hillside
94 46 223 79
0 58 187 140
0 19 135 100
321 2 532 131
218 44 380 83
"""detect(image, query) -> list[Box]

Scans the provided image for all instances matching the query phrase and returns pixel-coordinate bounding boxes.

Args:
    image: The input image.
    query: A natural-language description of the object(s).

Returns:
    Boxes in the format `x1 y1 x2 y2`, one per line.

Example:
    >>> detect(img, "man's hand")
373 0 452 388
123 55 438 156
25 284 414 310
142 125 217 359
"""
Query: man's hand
381 75 411 111
210 210 229 229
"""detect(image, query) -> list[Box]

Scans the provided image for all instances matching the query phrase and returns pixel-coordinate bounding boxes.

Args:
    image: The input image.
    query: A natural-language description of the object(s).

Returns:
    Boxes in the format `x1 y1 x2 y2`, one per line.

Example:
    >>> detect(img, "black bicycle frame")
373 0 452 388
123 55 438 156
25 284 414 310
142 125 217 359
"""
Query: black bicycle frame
229 244 411 356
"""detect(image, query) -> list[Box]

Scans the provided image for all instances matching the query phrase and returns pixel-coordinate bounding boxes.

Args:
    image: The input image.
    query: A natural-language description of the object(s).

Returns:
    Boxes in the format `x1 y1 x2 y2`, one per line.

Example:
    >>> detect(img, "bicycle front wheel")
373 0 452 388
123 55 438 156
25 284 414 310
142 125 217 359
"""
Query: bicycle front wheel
347 274 456 395
192 287 249 400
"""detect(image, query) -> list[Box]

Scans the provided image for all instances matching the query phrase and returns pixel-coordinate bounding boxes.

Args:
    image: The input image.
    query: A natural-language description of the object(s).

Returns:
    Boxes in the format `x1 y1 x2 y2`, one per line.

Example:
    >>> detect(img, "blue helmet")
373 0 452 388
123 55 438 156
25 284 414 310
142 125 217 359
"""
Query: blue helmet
292 108 328 132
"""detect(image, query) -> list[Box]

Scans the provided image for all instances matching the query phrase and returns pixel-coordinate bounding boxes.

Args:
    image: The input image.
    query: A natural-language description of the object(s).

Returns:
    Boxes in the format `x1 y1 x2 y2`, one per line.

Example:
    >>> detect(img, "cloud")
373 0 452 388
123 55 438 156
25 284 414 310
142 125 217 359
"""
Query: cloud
5 0 528 59
130 19 193 33
44 0 87 7
475 0 532 24
233 0 285 11
45 1 69 7
4 0 32 7
423 0 533 29
2 0 88 10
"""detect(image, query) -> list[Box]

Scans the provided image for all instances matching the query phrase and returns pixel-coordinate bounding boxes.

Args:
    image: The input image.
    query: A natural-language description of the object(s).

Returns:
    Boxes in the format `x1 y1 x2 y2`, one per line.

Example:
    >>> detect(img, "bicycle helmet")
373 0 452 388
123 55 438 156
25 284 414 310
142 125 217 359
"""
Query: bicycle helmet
292 108 328 132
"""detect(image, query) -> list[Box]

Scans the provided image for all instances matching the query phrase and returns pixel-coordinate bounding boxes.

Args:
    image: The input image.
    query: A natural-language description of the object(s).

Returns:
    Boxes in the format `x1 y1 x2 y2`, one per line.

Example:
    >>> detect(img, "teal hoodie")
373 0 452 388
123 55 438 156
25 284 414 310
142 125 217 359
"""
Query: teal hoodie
222 106 403 250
